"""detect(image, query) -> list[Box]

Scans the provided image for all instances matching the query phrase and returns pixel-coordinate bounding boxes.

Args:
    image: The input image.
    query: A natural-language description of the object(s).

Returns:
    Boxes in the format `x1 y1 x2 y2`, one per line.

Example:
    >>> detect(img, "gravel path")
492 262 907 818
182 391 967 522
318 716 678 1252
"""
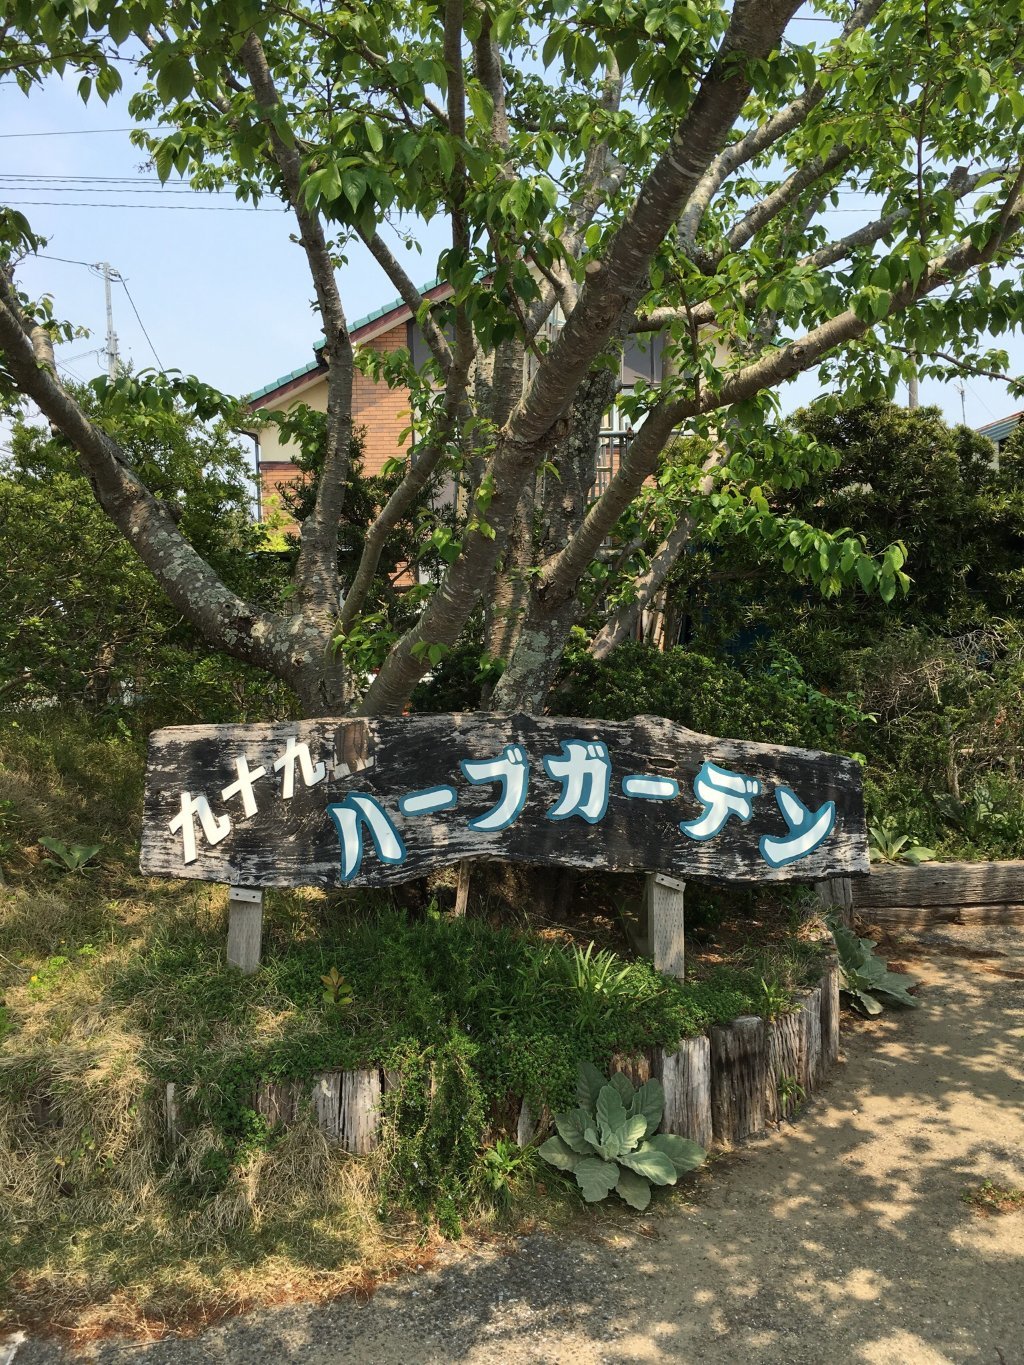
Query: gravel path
13 921 1024 1365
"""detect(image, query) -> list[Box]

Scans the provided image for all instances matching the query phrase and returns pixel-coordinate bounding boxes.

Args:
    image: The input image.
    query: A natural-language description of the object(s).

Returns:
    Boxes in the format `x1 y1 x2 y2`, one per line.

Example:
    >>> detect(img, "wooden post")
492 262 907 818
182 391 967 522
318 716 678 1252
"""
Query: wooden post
816 875 853 928
453 860 471 916
647 872 685 979
820 960 841 1070
226 886 263 974
710 1016 767 1144
656 1037 712 1149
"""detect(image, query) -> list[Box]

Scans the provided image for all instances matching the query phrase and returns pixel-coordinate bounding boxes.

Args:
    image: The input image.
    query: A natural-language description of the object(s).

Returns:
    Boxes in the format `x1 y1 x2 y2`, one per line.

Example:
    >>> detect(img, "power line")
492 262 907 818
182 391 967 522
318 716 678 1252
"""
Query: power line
0 126 159 139
117 274 165 371
1 197 279 212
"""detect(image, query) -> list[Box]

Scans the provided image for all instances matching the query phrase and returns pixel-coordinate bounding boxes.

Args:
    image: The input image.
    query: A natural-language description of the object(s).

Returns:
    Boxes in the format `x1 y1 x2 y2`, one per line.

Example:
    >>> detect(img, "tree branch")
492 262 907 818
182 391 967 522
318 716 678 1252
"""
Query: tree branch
0 270 301 684
677 0 886 253
359 231 453 375
239 31 354 620
360 0 803 713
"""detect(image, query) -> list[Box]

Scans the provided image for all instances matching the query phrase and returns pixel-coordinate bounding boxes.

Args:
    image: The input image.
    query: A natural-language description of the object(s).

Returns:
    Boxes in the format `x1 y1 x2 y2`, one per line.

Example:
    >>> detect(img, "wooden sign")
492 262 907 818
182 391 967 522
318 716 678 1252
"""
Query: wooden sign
139 713 868 889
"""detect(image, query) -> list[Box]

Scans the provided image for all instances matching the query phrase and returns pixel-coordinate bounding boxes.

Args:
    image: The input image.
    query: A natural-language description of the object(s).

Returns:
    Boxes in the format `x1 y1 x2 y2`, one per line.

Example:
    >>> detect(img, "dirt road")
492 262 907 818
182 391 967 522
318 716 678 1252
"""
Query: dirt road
16 921 1024 1364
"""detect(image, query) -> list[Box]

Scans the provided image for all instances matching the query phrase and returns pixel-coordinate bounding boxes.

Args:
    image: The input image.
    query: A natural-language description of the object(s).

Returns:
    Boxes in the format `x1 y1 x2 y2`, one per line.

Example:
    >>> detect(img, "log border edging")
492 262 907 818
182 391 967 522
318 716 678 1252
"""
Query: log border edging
163 959 842 1155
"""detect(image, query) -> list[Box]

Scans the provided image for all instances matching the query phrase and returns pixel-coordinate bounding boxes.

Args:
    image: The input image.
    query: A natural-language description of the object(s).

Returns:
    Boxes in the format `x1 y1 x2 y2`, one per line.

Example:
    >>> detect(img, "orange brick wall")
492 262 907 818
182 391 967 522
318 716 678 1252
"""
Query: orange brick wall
257 321 412 533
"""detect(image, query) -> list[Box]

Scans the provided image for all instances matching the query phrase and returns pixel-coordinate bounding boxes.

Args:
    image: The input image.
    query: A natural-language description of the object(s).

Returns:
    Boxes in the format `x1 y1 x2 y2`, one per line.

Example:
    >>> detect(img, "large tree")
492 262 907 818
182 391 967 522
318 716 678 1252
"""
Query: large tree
2 0 1024 717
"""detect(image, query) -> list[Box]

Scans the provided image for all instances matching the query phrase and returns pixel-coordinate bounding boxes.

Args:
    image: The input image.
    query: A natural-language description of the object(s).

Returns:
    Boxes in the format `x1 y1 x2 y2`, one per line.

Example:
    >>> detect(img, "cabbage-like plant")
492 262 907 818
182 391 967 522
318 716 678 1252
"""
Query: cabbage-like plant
831 919 919 1015
538 1063 705 1210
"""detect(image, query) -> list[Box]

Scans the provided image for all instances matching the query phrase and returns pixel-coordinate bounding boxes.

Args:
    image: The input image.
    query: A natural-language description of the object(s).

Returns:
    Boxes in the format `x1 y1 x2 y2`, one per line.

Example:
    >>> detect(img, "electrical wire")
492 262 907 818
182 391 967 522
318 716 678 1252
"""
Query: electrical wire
116 275 165 370
1 197 278 212
0 127 158 138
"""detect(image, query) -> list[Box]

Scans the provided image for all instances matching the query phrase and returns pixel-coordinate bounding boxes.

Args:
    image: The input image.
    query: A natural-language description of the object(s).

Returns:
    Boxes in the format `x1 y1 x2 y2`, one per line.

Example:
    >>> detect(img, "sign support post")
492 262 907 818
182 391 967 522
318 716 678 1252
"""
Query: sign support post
647 872 686 979
226 886 263 974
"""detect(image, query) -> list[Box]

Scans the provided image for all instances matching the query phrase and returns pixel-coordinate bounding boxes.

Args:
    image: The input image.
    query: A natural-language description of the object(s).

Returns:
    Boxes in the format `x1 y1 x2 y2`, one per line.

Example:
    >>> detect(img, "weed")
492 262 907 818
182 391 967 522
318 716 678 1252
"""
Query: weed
38 836 102 873
962 1179 1024 1215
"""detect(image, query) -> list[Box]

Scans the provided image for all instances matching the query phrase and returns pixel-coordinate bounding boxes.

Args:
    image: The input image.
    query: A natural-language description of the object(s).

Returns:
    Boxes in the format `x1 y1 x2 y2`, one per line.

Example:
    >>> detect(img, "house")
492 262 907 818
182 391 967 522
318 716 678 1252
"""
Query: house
976 411 1023 456
248 282 667 532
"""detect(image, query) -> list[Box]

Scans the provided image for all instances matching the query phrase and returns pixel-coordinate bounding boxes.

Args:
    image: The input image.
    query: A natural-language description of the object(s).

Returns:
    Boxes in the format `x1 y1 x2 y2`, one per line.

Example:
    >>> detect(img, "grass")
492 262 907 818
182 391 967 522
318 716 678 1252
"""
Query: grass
0 710 831 1340
962 1179 1024 1215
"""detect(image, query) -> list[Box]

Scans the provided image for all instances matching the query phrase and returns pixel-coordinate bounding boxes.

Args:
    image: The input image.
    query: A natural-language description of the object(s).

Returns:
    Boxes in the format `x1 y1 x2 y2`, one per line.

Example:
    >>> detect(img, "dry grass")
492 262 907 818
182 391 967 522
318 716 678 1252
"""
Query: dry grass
0 716 443 1341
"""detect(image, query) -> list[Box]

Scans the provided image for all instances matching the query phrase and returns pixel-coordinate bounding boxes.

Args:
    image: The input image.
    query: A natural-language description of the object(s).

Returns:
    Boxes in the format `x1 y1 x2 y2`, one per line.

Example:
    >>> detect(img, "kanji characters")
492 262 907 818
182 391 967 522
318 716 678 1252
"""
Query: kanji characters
328 792 406 881
460 744 529 831
273 736 326 799
169 791 231 865
759 787 836 868
543 739 611 823
221 755 267 819
681 760 762 841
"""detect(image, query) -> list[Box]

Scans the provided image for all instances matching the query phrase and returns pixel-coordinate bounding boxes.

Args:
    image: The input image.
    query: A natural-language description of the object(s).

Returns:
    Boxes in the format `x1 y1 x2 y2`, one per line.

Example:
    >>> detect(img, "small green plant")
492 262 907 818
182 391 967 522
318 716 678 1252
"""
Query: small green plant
778 1074 806 1109
38 835 101 873
830 919 919 1015
538 1062 705 1211
475 1139 537 1213
867 816 936 866
320 965 353 1007
757 976 793 1019
962 1179 1024 1215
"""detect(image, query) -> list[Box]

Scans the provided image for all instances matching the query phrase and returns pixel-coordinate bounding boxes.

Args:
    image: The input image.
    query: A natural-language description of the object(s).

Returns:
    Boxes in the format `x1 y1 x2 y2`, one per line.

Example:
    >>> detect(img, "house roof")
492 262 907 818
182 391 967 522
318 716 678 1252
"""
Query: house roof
248 276 449 407
976 411 1024 445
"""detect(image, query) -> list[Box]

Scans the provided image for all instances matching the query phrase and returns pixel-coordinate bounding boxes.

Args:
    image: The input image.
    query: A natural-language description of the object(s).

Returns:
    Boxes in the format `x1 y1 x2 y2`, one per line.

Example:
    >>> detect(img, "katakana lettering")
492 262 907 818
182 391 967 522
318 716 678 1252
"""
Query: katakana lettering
273 737 327 799
461 744 530 832
681 760 762 841
169 791 231 865
759 787 836 868
543 739 612 823
621 774 679 801
399 786 459 817
328 793 406 881
221 755 267 819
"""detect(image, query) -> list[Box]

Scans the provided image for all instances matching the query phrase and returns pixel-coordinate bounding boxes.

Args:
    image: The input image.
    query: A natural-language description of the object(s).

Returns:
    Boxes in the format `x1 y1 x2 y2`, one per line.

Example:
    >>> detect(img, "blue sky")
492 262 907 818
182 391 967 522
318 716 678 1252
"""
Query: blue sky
2 67 1022 433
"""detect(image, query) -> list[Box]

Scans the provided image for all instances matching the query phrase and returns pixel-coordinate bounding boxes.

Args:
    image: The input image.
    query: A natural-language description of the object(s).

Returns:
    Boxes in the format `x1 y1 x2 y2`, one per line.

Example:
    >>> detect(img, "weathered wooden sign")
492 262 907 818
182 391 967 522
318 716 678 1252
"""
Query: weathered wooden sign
139 713 868 888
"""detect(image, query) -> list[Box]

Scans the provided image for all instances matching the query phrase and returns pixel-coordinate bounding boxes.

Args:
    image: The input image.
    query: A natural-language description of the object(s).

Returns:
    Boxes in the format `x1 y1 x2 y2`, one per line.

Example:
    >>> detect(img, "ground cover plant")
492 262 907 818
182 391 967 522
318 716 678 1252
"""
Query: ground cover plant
0 709 828 1337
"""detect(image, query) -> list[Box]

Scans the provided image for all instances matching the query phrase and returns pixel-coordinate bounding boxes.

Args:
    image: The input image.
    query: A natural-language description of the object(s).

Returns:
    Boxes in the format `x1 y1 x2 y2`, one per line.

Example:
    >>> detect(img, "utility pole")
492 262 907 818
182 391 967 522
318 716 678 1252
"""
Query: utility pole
907 349 919 409
99 261 118 379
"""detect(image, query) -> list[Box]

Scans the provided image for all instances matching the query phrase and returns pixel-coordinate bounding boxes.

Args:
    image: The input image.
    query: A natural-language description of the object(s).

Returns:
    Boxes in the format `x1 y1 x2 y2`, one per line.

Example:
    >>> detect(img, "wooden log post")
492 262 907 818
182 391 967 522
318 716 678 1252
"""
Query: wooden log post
798 985 823 1094
710 1016 767 1145
647 873 686 979
226 886 263 974
656 1037 712 1149
340 1070 382 1153
820 960 841 1071
453 860 471 916
765 1011 801 1124
816 875 853 928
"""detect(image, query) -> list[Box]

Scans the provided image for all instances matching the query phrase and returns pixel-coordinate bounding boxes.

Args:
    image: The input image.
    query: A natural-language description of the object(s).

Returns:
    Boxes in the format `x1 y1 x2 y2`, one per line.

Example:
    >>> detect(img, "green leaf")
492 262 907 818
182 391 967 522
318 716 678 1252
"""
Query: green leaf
608 1071 635 1107
596 1084 627 1141
554 1107 596 1155
576 1062 604 1111
629 1078 664 1138
363 116 384 153
613 1113 649 1155
614 1166 652 1211
538 1136 583 1172
573 1157 620 1202
620 1144 678 1186
645 1133 706 1175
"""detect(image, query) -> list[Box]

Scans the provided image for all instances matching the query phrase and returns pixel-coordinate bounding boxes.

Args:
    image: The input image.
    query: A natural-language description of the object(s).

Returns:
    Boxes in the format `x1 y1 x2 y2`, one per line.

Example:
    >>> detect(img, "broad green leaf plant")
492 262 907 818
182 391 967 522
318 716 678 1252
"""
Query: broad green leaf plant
539 1062 705 1210
830 919 919 1016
